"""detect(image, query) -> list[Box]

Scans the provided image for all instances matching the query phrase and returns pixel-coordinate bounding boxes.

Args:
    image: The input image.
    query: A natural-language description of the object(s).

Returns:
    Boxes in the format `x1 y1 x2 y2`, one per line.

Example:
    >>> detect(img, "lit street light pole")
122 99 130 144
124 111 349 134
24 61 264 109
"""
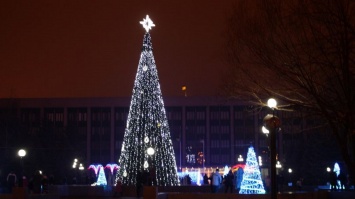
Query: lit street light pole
288 168 292 187
200 139 205 169
18 149 26 175
263 98 281 199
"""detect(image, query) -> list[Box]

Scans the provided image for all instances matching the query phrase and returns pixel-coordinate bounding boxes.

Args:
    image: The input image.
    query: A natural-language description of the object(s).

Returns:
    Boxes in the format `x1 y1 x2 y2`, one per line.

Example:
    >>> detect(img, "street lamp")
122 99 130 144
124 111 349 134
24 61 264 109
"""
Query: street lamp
18 149 26 175
72 158 85 184
288 168 293 187
200 140 205 168
179 136 182 170
326 167 331 172
263 98 281 199
18 149 26 158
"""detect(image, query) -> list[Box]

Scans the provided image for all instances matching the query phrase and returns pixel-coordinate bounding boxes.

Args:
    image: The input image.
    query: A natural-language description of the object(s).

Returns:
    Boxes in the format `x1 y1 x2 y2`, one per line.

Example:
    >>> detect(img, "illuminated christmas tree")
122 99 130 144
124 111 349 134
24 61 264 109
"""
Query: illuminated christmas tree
239 146 266 194
116 15 179 186
96 165 107 186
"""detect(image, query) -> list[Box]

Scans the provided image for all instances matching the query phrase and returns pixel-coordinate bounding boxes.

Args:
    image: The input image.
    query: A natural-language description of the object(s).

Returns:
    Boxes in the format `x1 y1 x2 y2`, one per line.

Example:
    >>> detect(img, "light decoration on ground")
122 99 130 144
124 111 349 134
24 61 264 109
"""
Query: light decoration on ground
88 164 107 186
239 146 266 194
333 162 340 177
333 162 342 189
224 165 229 176
88 164 101 176
116 15 179 186
105 163 119 174
96 165 107 186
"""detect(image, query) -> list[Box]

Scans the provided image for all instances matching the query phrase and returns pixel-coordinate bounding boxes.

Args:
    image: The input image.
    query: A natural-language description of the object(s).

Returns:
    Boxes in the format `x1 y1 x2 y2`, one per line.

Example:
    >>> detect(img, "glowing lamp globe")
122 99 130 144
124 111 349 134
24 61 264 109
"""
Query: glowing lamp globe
267 98 277 109
263 114 281 130
18 149 26 158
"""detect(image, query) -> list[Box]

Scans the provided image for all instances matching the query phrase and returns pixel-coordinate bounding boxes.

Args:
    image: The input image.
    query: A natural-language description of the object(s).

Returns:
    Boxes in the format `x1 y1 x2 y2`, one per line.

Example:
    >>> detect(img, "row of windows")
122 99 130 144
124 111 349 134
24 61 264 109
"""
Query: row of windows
92 110 111 121
210 111 230 120
68 112 87 122
5 106 310 129
234 139 254 146
210 140 230 148
22 112 39 122
210 125 229 134
16 108 264 124
186 111 205 120
45 112 64 122
210 154 230 164
167 112 181 120
186 126 205 134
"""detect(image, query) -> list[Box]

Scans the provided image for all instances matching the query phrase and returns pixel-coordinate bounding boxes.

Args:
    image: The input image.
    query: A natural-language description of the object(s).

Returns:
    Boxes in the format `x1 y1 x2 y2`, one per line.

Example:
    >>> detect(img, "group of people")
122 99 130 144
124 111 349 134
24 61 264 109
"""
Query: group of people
5 171 53 194
203 168 244 193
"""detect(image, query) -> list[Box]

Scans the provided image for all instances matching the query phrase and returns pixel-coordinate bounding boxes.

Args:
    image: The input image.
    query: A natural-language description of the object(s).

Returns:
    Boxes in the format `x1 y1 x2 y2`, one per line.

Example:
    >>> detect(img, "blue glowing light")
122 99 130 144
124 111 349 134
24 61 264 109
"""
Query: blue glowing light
239 146 266 194
96 165 107 186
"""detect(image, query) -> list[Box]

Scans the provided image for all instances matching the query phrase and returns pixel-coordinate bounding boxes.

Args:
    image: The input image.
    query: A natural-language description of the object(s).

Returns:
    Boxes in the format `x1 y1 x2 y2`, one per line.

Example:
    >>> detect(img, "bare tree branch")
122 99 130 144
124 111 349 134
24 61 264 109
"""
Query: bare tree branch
223 0 355 181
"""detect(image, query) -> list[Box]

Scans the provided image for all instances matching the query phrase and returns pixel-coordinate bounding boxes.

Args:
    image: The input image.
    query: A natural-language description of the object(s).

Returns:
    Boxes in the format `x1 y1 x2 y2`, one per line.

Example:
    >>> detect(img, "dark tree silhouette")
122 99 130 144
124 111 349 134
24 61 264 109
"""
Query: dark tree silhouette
224 0 355 181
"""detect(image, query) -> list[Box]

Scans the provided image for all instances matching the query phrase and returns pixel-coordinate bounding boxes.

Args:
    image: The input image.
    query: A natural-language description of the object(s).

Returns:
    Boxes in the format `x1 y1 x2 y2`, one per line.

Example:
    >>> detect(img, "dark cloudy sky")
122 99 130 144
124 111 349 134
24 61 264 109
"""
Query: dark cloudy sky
0 0 236 98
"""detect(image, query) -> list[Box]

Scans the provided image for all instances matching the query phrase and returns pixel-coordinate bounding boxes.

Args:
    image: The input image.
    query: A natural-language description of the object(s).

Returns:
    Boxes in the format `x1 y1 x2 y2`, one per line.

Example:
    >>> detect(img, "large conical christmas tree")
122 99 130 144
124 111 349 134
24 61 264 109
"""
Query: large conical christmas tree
116 15 179 186
239 146 266 194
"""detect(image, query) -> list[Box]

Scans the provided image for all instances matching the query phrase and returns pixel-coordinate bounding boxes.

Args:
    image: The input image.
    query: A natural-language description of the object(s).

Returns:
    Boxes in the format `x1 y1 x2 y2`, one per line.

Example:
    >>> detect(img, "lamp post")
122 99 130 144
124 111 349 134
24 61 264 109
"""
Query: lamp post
263 98 281 199
288 168 292 187
326 167 331 188
72 158 85 184
180 137 182 170
200 139 205 169
18 149 26 175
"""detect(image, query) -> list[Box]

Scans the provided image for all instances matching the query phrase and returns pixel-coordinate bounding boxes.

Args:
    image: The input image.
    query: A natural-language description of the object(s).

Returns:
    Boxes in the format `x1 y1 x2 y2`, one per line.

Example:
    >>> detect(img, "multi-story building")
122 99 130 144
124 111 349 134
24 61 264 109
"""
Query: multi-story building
0 96 339 185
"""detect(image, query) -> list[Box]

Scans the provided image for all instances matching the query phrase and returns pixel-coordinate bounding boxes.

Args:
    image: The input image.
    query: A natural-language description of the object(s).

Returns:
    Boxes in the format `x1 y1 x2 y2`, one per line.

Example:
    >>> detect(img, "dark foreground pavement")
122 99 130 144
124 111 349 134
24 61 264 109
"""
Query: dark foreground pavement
0 185 354 199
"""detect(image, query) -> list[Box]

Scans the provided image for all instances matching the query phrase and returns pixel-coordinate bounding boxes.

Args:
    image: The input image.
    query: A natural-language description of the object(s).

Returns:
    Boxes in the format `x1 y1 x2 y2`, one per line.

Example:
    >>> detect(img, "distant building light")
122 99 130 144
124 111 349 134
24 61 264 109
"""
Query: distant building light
276 161 282 168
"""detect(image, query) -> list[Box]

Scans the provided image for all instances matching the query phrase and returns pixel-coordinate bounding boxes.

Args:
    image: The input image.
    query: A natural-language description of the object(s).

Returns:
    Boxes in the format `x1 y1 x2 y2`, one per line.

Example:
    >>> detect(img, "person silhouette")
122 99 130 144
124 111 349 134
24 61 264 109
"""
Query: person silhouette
7 171 17 193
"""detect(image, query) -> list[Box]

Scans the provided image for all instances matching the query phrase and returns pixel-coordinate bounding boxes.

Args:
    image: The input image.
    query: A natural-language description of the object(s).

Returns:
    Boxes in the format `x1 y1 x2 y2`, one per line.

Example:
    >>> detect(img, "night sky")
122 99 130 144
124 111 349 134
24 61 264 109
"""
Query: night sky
0 0 236 98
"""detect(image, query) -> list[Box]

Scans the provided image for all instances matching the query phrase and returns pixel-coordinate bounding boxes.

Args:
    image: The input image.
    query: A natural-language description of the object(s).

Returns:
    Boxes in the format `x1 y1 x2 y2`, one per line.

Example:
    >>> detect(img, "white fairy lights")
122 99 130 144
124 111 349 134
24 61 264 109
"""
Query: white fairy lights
117 15 179 186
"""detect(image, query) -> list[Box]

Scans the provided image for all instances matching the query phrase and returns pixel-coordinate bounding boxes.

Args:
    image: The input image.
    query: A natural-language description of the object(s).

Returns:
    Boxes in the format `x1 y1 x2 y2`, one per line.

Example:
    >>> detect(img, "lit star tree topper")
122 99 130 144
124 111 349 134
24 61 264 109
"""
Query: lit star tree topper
116 15 179 186
140 15 155 33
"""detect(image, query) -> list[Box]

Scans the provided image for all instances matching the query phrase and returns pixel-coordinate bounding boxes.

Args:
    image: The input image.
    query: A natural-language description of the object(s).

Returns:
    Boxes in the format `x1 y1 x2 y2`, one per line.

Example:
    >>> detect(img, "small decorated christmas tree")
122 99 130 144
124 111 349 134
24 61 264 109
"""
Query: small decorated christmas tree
97 165 107 186
239 146 265 194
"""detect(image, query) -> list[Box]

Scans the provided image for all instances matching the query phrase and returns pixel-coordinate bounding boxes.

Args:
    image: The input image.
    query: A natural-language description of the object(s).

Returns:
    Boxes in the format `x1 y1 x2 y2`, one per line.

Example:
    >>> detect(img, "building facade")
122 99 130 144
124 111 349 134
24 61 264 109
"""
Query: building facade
0 96 339 185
